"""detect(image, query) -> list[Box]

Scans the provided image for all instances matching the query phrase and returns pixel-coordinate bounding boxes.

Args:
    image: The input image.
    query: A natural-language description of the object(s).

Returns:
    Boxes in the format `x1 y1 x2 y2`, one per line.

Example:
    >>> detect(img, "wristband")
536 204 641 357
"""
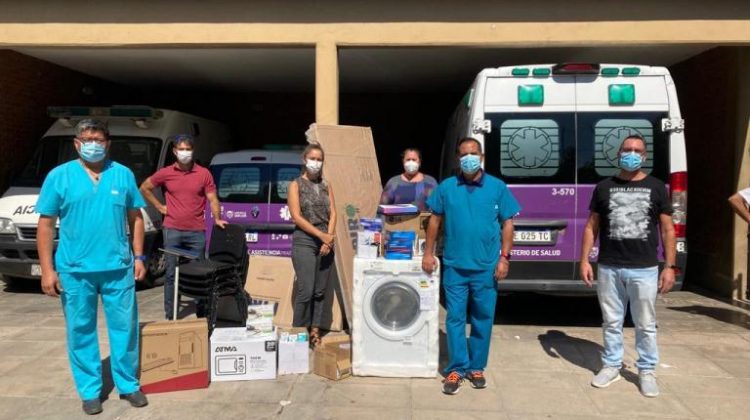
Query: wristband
501 253 511 261
134 255 147 262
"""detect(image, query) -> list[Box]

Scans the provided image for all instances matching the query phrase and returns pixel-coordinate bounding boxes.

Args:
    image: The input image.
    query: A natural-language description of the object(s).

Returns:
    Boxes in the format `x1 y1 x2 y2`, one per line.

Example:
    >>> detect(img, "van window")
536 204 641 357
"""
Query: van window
577 112 669 183
272 165 301 204
485 113 576 184
213 164 268 203
14 136 161 187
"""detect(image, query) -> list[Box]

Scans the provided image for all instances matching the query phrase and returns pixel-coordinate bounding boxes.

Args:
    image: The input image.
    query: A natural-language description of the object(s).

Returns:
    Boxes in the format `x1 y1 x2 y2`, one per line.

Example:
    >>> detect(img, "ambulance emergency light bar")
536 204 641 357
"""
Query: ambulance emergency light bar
47 106 164 119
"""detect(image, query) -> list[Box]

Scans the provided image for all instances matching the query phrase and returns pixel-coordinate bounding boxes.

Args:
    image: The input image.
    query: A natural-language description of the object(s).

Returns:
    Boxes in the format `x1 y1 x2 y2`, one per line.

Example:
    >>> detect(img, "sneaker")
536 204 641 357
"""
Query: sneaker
120 390 149 407
82 398 103 415
591 366 622 388
639 371 659 397
466 370 487 389
442 371 464 395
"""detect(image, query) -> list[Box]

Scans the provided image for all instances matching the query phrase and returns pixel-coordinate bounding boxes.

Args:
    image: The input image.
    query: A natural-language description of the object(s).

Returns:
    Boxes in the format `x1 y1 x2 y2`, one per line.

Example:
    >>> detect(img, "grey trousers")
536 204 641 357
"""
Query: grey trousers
291 229 335 328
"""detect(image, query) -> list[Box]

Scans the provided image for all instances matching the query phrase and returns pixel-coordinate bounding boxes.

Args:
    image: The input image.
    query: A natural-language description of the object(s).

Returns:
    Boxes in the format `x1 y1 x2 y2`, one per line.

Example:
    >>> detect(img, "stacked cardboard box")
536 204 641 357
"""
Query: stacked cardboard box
140 319 209 394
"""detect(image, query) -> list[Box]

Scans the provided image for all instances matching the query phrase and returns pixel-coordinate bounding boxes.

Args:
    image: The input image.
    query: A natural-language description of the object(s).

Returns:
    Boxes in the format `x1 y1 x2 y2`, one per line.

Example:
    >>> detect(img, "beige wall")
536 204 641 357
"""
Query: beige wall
1 1 749 123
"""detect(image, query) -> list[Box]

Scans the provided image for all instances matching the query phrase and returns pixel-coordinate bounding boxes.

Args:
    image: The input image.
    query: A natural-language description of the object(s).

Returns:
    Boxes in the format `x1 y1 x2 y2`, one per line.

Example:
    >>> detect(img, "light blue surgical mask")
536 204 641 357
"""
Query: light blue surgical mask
619 151 643 172
79 141 107 163
459 154 482 175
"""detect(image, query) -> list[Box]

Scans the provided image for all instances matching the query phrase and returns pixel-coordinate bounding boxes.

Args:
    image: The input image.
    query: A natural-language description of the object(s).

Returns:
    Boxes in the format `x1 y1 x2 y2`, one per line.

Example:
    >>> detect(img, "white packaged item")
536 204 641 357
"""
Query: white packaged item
210 327 277 381
278 327 310 375
356 231 381 259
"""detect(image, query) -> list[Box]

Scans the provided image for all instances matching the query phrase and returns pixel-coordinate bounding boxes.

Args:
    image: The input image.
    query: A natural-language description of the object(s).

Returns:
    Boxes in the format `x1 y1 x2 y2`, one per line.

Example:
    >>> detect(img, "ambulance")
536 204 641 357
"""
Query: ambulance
0 106 232 287
442 63 688 293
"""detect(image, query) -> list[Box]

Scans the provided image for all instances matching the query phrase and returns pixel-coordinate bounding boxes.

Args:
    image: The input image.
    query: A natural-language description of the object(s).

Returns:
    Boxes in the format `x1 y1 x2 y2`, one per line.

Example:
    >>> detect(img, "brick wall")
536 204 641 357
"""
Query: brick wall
0 50 127 191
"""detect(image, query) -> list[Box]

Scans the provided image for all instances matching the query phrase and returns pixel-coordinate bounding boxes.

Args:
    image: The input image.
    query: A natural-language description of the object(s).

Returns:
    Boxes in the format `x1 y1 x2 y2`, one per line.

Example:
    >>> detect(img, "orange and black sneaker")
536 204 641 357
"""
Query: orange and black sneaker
442 371 464 395
466 370 487 389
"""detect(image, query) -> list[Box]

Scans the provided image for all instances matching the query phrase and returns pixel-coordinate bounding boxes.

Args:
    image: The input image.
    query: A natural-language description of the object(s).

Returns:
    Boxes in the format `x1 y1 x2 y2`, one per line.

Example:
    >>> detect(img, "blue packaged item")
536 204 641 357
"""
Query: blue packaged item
359 217 384 232
384 231 415 260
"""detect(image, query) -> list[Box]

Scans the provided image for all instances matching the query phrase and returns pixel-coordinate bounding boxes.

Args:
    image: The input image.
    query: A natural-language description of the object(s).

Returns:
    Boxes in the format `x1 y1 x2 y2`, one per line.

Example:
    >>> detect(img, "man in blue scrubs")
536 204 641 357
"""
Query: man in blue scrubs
423 137 520 395
36 119 149 415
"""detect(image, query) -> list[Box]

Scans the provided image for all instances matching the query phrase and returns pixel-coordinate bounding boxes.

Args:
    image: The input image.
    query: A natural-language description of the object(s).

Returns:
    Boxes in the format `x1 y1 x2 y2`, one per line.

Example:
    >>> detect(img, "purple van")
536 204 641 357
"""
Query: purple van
206 150 302 256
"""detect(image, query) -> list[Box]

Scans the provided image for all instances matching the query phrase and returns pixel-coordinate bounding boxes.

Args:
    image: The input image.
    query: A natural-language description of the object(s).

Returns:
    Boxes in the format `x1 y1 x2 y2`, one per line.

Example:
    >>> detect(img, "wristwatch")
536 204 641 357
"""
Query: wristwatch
501 253 511 261
666 264 679 270
134 255 147 262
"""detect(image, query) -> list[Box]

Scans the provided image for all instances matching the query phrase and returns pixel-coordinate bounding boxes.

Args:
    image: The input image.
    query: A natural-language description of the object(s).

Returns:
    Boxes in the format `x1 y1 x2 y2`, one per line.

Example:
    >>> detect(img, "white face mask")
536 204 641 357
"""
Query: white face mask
403 160 420 174
306 159 323 174
176 150 193 164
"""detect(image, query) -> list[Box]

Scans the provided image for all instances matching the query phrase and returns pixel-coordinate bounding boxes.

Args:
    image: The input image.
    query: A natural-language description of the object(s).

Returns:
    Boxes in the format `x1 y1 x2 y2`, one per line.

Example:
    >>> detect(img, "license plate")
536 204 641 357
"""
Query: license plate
30 264 42 276
513 230 553 244
245 232 259 243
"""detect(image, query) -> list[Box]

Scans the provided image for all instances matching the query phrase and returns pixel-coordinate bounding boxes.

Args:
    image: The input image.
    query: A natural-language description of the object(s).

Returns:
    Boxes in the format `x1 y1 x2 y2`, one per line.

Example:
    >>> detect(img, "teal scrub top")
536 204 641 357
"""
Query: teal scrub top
427 171 521 271
36 159 146 273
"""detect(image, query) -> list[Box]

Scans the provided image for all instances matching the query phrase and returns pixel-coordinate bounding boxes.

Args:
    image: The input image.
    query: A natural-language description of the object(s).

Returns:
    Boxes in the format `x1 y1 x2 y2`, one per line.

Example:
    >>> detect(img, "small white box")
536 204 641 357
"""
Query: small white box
278 327 310 375
210 328 277 382
356 231 381 259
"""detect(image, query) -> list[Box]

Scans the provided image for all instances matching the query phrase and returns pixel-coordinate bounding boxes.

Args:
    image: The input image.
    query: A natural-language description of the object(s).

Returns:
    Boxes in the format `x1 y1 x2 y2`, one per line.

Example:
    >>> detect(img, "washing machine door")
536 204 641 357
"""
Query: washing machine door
363 275 427 340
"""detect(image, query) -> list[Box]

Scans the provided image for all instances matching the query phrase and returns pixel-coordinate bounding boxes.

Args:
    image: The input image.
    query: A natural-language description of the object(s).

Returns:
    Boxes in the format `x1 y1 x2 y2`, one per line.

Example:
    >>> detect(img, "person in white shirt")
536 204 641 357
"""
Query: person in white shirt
728 188 750 222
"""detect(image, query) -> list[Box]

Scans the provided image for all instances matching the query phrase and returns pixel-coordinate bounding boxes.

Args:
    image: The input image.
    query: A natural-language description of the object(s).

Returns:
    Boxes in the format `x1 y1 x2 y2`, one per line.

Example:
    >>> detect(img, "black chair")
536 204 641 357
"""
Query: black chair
177 224 249 332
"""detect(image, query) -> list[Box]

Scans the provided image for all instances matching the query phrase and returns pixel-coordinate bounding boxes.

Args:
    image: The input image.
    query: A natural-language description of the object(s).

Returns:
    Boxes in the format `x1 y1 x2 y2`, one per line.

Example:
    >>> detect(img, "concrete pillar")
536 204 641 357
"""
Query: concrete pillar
316 40 339 125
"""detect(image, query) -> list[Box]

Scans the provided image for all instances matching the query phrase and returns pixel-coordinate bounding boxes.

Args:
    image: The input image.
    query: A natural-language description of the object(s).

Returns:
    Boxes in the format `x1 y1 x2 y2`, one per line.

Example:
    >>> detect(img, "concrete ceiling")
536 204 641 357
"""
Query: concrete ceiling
15 45 713 93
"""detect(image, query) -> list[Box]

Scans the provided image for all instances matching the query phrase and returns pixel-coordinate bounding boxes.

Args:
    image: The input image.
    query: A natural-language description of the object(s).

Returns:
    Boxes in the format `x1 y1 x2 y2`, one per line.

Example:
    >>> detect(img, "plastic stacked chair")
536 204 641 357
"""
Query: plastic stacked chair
177 224 249 333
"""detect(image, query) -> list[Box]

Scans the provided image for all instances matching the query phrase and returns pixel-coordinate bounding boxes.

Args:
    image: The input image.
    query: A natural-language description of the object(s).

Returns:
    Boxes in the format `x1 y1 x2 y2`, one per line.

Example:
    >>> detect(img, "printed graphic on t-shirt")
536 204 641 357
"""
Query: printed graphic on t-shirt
608 187 652 240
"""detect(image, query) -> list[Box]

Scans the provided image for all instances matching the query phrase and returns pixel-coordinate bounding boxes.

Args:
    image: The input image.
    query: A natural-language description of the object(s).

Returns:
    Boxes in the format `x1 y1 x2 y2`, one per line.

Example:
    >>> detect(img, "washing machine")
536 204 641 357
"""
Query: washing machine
352 257 440 377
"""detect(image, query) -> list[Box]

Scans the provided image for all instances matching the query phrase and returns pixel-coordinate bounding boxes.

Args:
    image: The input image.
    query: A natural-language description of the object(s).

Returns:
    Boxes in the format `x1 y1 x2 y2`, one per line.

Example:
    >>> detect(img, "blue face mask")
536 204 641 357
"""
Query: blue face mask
79 141 107 163
459 154 482 175
619 151 643 172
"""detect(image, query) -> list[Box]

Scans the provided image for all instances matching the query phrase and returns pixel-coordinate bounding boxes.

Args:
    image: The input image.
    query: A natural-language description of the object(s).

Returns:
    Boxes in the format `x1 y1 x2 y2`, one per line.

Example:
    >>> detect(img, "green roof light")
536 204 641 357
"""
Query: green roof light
512 68 530 77
609 84 635 105
601 68 619 77
532 68 551 77
518 85 544 106
622 67 641 76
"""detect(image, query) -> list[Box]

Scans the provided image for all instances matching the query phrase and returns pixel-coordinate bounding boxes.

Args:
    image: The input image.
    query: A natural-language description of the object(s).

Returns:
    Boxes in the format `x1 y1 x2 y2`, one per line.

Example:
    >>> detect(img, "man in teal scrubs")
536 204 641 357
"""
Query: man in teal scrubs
36 119 149 415
423 137 520 395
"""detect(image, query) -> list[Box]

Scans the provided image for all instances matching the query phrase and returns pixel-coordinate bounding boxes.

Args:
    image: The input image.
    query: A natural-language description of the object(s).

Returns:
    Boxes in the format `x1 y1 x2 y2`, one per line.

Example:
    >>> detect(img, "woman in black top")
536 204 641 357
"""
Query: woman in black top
287 144 337 347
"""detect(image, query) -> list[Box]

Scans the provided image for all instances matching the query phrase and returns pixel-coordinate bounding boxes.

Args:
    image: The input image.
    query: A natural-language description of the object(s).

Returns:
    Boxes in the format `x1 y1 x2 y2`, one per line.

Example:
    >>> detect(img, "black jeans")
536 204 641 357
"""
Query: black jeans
291 229 335 328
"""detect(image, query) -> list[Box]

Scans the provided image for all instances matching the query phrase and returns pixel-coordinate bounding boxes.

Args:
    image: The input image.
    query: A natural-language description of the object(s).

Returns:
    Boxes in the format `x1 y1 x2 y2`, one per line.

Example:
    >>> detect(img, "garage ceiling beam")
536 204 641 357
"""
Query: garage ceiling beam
1 21 749 47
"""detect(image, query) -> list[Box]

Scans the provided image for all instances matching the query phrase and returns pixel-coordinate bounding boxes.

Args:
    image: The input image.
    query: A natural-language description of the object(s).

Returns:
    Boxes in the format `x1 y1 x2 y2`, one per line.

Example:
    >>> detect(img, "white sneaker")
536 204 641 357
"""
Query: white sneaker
639 371 659 397
591 366 622 388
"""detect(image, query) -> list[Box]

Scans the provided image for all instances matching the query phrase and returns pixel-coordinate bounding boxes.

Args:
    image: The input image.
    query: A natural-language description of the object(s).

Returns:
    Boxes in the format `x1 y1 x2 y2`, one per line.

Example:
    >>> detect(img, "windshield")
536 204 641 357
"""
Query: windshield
14 136 163 187
212 163 301 204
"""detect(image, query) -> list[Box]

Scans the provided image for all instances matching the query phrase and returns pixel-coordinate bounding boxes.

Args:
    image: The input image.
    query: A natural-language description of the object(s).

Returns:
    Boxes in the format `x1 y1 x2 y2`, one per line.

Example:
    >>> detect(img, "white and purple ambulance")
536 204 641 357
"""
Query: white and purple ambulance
443 63 688 293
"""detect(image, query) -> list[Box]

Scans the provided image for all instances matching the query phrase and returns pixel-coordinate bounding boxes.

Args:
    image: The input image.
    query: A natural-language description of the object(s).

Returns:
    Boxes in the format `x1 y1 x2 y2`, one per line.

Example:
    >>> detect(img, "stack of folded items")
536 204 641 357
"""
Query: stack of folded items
384 231 416 260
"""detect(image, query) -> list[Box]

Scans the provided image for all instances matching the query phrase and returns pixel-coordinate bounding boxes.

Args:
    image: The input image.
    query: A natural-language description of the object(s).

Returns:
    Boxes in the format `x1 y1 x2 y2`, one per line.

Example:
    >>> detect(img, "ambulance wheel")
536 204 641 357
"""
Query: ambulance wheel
141 241 166 288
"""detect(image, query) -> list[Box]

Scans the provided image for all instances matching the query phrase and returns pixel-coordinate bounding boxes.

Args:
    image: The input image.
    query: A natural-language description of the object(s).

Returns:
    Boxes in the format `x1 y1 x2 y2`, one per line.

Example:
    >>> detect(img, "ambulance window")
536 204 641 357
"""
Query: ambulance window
576 112 669 183
271 165 302 203
592 119 654 177
499 119 561 177
214 165 267 203
484 113 575 184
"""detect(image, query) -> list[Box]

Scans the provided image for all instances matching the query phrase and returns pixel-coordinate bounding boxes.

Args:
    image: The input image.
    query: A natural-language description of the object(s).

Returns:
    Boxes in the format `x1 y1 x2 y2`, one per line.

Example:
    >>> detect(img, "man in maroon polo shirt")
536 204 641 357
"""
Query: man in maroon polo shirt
140 134 227 319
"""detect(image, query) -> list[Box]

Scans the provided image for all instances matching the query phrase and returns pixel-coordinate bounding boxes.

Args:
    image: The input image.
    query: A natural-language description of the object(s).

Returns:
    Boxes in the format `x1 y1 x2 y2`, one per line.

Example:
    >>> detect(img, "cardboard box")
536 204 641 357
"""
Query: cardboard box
383 212 431 256
140 319 209 394
278 327 310 375
244 255 295 302
307 124 383 325
312 334 352 381
210 327 277 382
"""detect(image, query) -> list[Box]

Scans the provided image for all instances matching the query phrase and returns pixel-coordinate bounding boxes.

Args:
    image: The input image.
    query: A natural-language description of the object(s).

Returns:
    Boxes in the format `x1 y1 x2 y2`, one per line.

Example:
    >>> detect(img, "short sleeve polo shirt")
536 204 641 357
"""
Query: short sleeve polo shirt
427 172 521 271
36 159 146 273
149 163 216 231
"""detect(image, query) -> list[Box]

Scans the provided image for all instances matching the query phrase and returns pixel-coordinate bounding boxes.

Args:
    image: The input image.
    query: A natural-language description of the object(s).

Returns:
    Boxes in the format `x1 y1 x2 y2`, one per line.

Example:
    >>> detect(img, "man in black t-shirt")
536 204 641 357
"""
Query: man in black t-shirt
580 134 677 398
